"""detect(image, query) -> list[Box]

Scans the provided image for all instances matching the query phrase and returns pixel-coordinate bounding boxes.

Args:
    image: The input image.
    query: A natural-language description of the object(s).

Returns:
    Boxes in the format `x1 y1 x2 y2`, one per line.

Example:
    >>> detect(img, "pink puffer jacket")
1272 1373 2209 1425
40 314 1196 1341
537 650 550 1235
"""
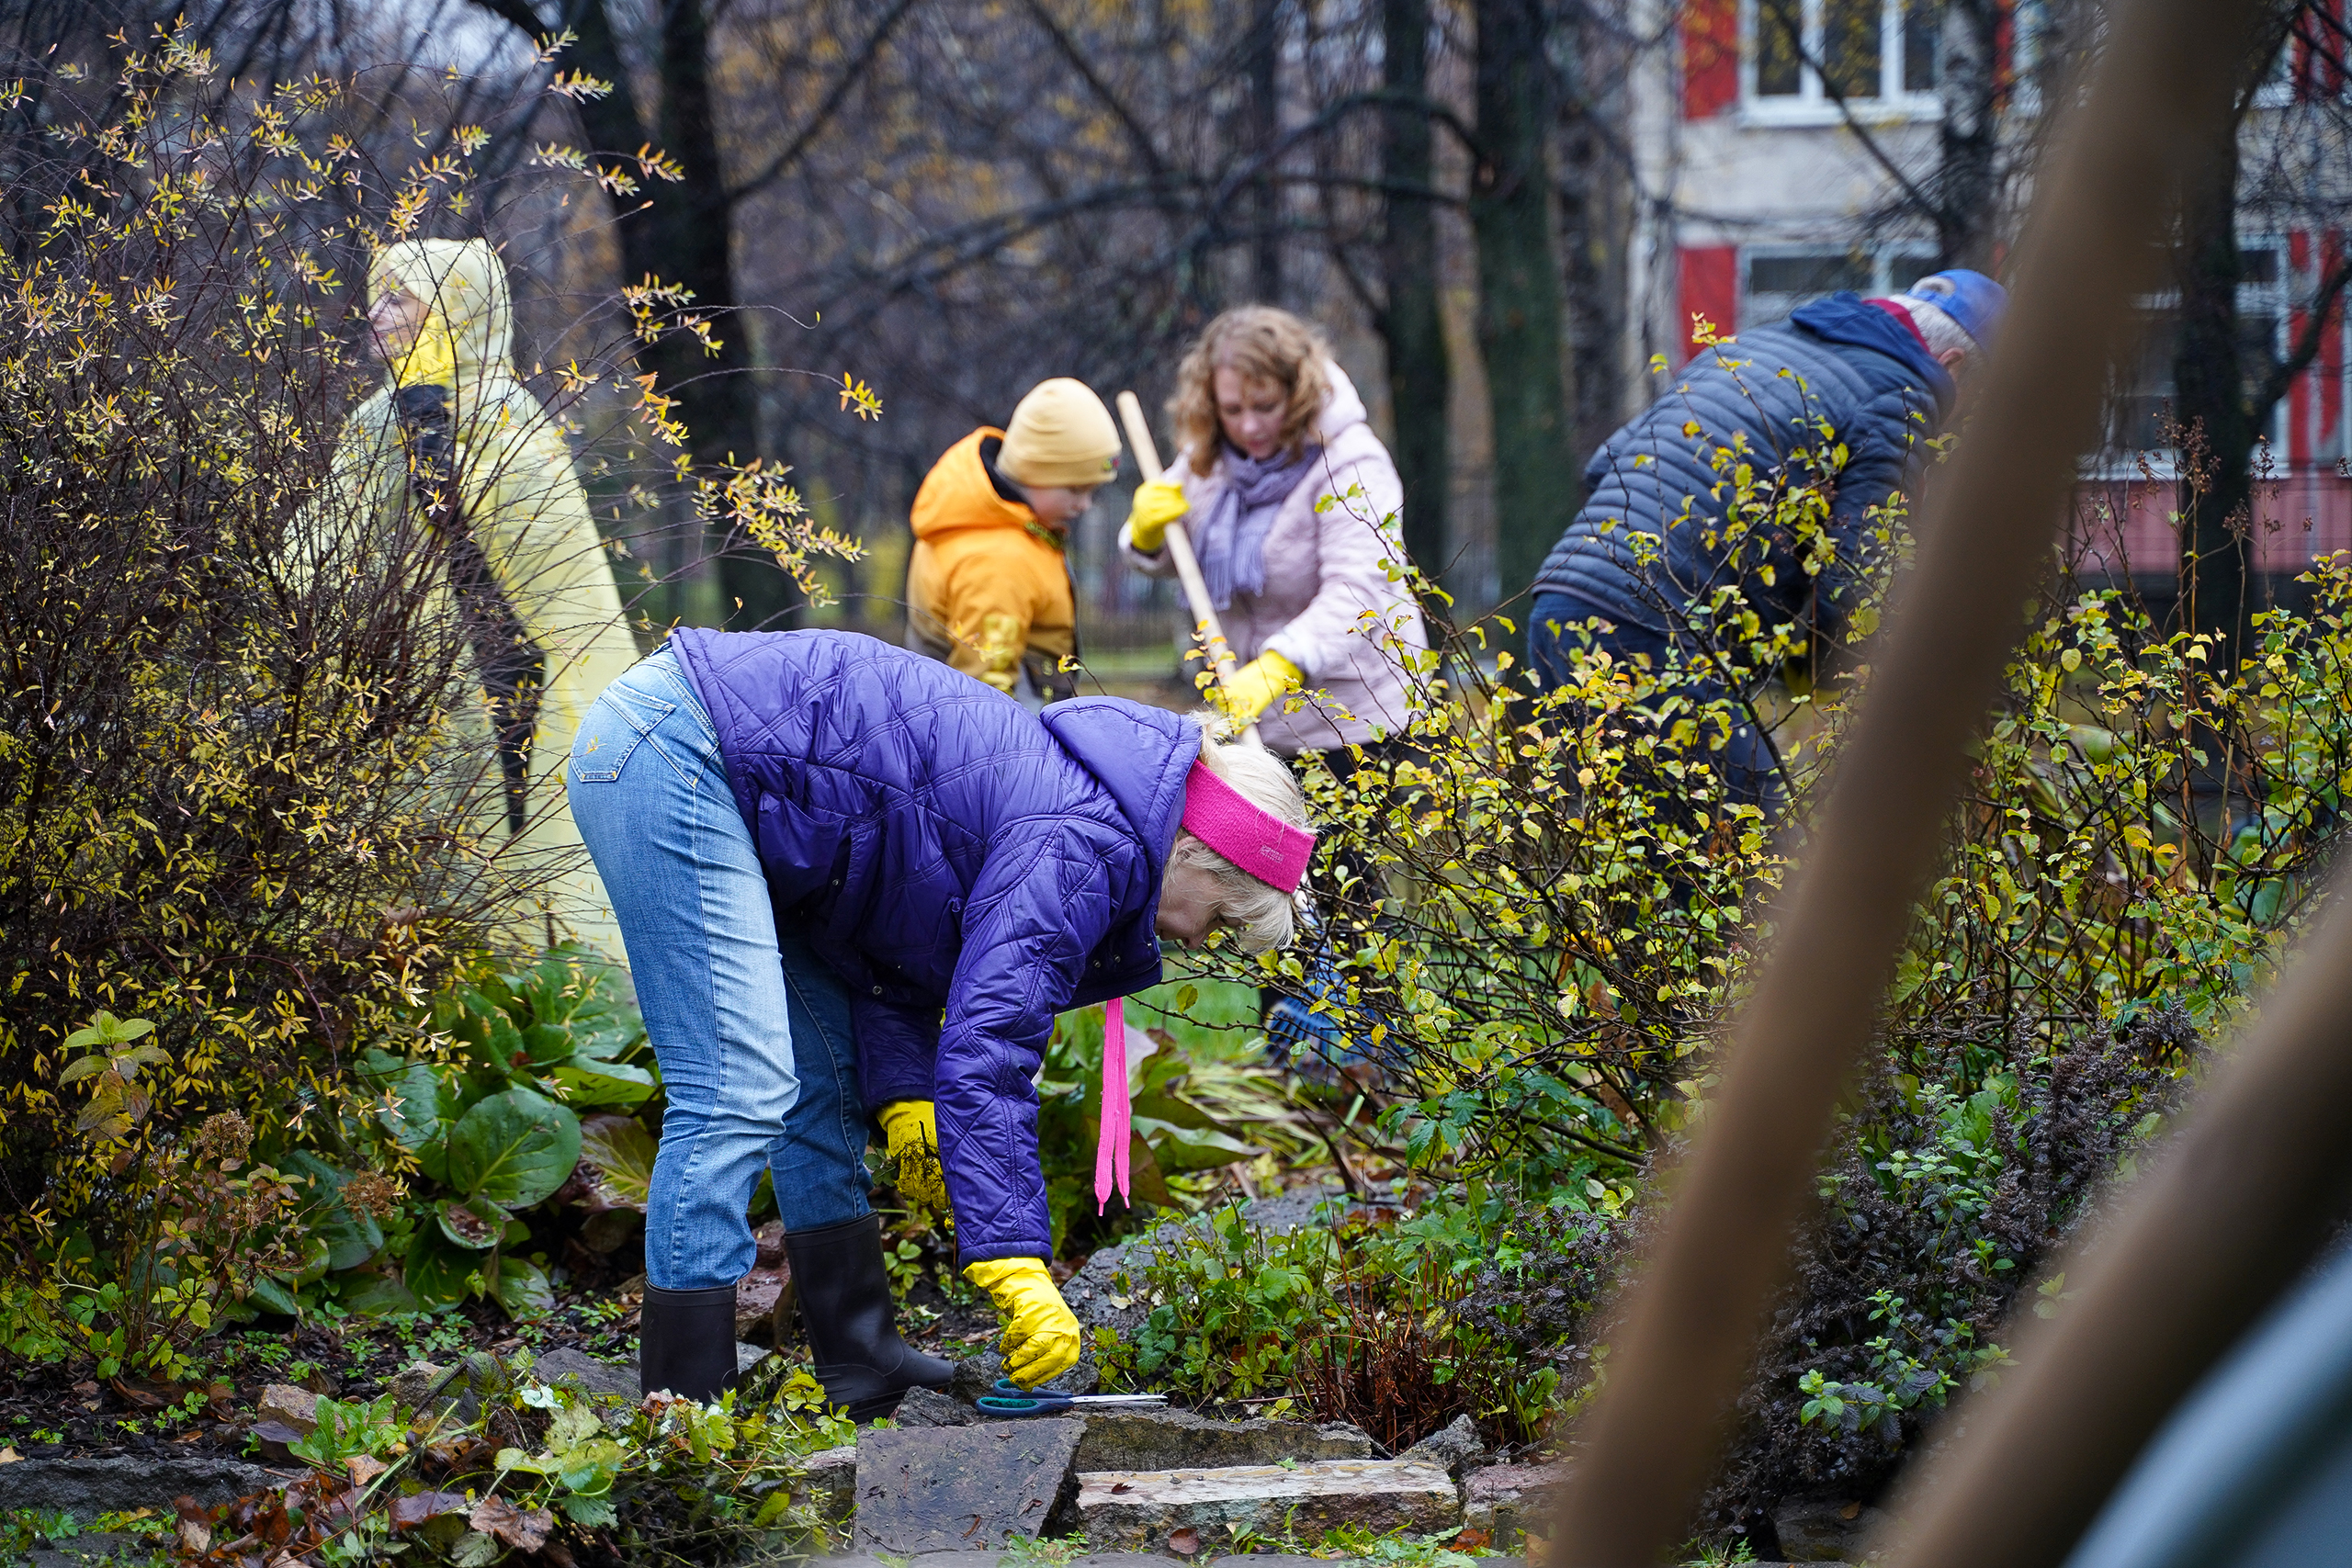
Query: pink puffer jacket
1119 362 1427 754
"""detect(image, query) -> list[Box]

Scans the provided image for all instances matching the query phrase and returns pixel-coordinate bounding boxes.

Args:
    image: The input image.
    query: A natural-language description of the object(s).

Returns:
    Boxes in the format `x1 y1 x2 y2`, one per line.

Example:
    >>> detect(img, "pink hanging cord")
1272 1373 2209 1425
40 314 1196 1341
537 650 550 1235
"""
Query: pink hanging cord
1095 997 1132 1213
1097 758 1317 1213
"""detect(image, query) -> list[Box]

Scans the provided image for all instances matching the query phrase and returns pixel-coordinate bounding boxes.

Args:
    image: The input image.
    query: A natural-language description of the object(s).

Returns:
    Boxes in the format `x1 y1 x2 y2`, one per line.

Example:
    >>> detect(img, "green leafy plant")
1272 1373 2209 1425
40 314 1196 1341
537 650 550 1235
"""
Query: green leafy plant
286 1394 406 1472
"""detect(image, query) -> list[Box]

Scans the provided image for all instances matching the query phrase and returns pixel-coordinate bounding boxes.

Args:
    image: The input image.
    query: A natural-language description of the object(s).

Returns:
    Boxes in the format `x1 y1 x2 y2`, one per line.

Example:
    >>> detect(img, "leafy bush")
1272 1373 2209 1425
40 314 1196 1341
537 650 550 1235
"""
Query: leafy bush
1099 1195 1560 1449
168 1350 853 1565
0 32 856 1378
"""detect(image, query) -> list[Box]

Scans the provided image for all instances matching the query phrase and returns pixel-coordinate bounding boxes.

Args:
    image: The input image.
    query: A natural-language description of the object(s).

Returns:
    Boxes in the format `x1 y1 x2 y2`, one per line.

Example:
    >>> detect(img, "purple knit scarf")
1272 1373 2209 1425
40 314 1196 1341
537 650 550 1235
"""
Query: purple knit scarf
1193 445 1312 610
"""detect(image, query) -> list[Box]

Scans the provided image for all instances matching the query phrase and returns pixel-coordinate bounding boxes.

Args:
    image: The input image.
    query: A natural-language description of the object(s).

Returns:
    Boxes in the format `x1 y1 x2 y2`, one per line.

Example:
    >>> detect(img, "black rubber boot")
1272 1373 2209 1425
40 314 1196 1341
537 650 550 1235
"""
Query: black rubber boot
639 1282 741 1402
786 1213 955 1421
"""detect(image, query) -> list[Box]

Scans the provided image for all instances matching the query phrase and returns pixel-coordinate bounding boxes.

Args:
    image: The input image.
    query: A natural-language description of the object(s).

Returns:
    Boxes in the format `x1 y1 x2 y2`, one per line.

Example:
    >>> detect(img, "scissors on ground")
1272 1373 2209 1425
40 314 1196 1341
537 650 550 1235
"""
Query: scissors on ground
975 1379 1170 1417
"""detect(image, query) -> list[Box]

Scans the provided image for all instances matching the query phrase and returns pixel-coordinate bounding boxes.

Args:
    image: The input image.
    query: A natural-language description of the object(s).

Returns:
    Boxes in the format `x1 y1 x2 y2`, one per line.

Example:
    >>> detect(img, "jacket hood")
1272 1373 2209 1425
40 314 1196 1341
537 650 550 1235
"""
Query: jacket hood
370 239 515 385
1315 358 1371 446
1038 697 1196 882
911 428 1040 540
1792 292 1954 408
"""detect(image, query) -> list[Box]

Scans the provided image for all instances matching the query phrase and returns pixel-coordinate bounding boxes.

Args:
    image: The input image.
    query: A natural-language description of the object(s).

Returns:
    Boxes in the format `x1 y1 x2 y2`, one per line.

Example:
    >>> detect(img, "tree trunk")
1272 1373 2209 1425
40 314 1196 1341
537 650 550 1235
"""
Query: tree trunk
2170 118 2252 662
1249 0 1283 303
650 0 774 629
1379 0 1450 589
1555 4 1629 475
1471 0 1576 607
1934 0 2001 270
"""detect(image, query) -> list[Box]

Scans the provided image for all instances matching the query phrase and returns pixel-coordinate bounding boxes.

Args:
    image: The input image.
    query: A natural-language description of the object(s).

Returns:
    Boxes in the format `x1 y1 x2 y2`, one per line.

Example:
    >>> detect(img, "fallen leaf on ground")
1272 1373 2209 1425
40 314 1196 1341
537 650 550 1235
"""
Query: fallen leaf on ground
389 1491 472 1530
345 1455 388 1486
469 1495 554 1552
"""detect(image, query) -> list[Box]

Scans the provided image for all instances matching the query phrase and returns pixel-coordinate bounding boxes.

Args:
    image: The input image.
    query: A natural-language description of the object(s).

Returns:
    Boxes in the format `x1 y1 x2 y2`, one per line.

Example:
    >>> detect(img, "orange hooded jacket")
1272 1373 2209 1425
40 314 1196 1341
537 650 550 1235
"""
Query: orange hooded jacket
903 428 1078 699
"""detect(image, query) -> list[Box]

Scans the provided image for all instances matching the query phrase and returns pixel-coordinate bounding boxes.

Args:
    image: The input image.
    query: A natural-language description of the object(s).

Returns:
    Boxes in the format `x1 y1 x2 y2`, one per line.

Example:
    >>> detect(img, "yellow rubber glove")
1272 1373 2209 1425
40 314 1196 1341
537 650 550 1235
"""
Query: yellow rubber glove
1125 479 1189 554
1218 650 1303 724
877 1100 948 1209
964 1258 1082 1388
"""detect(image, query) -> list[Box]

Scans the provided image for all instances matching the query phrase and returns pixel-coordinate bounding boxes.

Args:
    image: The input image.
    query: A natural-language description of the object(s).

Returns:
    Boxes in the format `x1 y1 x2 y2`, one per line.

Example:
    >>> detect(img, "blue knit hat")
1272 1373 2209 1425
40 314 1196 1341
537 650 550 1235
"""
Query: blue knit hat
1902 269 2007 352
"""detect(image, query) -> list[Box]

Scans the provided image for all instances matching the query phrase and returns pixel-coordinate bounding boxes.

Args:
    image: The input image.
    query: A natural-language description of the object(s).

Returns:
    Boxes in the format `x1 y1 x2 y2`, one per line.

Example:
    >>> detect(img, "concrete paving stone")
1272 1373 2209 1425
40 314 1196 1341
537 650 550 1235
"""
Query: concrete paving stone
1064 1554 1179 1567
852 1418 1085 1552
0 1454 288 1517
1074 1458 1459 1552
1072 1407 1374 1474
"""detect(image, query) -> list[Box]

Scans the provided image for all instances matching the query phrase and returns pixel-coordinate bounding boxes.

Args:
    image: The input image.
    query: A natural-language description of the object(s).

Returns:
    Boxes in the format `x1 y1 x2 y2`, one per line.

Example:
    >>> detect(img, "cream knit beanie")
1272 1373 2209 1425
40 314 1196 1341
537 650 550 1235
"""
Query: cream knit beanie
996 378 1121 489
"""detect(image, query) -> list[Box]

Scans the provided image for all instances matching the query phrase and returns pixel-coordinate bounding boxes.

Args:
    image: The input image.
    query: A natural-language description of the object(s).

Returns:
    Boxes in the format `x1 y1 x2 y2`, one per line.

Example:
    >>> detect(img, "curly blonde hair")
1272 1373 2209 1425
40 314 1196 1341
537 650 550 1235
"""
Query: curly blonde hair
1169 306 1333 477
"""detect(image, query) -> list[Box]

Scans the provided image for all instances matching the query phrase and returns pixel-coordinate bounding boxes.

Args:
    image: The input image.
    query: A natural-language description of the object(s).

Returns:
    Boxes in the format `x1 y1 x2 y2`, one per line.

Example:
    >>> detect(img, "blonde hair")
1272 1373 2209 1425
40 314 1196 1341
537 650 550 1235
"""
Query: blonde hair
1169 306 1333 477
1164 721 1308 953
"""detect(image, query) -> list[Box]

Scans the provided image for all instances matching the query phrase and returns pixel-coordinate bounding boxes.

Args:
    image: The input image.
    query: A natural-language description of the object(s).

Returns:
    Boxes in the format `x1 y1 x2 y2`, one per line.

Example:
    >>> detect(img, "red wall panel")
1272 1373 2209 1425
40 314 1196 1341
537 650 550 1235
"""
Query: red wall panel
1678 245 1739 366
1682 0 1739 119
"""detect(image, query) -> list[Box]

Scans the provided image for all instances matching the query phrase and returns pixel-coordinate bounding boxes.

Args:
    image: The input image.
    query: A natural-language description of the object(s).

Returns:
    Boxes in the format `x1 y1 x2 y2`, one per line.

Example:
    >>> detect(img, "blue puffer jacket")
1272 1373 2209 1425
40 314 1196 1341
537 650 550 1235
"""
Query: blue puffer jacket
669 628 1194 1263
1531 294 1954 644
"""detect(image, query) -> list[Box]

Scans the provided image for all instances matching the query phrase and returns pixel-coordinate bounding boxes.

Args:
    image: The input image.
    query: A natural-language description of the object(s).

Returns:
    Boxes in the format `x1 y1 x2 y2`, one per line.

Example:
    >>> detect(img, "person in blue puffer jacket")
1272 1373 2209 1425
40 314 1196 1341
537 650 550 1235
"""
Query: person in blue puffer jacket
565 629 1312 1413
1527 270 2007 813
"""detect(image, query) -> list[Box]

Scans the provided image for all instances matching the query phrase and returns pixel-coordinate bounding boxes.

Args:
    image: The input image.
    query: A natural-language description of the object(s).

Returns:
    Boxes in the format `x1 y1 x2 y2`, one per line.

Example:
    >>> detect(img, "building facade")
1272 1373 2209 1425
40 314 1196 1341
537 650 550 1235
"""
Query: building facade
1636 0 2352 602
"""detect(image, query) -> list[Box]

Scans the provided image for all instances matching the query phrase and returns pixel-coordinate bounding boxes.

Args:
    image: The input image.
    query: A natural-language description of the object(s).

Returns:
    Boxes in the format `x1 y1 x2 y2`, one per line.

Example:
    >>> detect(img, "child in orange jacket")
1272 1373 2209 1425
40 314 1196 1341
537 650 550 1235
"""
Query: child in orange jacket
905 378 1120 704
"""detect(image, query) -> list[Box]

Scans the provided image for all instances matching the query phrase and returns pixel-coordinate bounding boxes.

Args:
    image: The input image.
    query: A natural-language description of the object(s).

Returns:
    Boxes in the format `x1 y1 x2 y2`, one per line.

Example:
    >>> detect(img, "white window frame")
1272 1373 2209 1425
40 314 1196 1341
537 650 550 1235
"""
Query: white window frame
1740 0 1944 126
1738 242 1943 333
2089 235 2292 480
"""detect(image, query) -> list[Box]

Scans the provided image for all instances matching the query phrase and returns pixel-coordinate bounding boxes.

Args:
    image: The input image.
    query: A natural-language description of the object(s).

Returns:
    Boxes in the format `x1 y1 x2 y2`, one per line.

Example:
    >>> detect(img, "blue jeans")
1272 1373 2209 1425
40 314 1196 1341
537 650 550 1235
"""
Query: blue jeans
566 646 872 1291
1527 591 1785 816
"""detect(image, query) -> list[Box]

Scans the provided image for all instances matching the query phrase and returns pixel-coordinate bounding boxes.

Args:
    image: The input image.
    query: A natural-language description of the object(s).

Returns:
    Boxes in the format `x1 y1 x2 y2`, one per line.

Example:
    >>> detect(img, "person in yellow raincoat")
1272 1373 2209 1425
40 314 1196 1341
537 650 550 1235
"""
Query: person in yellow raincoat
317 238 640 968
903 378 1120 706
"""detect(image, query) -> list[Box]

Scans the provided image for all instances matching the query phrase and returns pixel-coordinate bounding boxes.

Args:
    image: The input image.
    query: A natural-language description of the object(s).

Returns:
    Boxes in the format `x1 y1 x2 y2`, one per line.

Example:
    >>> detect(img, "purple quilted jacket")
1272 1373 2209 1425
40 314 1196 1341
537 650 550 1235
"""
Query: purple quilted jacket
670 628 1193 1261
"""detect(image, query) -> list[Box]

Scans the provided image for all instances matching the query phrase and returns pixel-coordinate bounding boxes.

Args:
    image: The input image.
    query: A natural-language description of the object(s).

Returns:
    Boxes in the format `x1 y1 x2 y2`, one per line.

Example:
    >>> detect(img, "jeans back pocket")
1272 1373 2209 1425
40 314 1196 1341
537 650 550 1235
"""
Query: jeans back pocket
568 693 653 784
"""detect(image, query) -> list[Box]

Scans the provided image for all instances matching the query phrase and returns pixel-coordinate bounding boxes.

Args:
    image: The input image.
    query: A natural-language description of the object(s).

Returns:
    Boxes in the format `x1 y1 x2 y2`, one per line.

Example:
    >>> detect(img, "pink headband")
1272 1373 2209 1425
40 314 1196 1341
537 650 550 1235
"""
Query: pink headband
1179 761 1315 894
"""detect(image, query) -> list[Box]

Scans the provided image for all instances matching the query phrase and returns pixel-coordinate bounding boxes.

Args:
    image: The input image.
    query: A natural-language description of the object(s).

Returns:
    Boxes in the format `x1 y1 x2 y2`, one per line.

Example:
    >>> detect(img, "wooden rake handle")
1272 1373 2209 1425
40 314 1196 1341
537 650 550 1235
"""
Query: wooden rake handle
1116 390 1257 740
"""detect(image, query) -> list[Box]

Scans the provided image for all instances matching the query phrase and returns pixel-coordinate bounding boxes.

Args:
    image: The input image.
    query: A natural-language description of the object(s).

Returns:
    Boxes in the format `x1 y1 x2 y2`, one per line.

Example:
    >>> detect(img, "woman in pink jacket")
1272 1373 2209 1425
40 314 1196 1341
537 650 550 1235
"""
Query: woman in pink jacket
1119 307 1425 1069
1119 307 1427 754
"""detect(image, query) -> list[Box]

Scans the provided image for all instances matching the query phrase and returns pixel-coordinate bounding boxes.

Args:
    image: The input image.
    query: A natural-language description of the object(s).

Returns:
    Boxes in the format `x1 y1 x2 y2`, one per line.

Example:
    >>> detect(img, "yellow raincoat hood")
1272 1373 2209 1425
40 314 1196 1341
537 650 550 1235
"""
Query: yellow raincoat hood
306 237 642 966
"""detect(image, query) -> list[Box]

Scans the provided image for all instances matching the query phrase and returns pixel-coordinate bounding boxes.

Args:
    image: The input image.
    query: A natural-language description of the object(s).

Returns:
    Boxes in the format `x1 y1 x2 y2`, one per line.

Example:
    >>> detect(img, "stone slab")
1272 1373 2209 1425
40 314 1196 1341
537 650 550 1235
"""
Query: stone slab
1074 1458 1459 1551
1071 1407 1374 1475
894 1386 982 1427
528 1348 639 1401
0 1455 286 1517
1399 1414 1484 1477
852 1419 1085 1552
791 1444 857 1524
1770 1495 1885 1562
1462 1460 1567 1547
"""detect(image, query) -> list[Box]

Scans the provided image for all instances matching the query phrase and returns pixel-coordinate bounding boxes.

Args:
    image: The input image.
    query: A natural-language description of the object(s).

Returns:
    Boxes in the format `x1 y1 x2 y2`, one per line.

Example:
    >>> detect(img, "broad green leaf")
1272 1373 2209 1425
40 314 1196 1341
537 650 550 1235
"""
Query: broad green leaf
518 1022 573 1067
405 1228 483 1309
244 1275 300 1317
491 1256 555 1320
578 1114 656 1210
436 1198 502 1250
447 1087 580 1208
338 1271 422 1318
379 1062 461 1156
550 1058 656 1110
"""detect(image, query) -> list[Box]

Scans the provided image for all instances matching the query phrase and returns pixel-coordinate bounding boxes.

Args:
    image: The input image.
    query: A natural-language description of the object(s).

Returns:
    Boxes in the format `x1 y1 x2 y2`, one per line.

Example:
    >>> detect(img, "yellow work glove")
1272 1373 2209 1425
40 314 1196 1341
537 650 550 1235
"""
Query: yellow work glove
964 1258 1082 1388
1125 479 1189 554
1218 650 1303 725
877 1100 949 1210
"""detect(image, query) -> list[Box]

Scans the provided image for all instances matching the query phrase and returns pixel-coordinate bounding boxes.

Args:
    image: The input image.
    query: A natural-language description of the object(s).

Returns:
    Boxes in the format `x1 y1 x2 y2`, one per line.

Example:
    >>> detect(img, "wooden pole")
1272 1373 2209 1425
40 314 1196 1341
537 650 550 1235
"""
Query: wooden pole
1115 390 1258 741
